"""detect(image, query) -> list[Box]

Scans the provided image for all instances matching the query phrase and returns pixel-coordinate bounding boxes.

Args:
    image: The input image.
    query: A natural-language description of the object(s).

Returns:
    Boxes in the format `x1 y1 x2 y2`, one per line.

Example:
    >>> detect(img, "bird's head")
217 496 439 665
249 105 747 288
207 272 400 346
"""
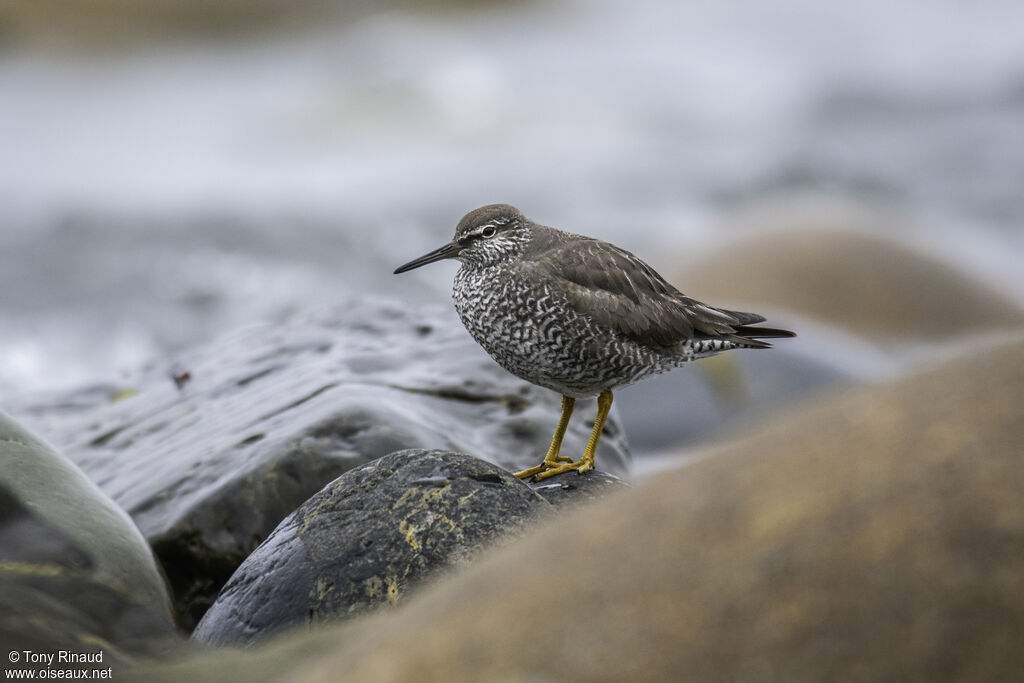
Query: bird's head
393 204 531 274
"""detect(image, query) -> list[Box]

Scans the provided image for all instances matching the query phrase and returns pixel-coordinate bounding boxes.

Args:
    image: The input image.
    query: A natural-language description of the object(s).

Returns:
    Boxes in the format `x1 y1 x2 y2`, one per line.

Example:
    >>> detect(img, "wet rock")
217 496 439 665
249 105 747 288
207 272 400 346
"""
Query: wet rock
680 225 1024 342
13 300 630 629
0 411 177 658
192 450 549 646
527 469 630 507
138 334 1024 682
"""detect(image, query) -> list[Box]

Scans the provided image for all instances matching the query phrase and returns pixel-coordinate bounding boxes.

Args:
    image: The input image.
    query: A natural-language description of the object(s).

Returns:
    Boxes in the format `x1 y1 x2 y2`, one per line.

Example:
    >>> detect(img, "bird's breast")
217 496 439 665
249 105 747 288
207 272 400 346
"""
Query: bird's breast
451 264 636 395
452 265 556 356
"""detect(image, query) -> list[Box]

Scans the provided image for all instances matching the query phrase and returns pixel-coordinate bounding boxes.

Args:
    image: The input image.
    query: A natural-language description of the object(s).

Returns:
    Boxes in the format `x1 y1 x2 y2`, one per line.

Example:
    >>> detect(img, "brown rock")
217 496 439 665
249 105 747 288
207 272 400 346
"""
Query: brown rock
680 227 1024 341
135 334 1024 682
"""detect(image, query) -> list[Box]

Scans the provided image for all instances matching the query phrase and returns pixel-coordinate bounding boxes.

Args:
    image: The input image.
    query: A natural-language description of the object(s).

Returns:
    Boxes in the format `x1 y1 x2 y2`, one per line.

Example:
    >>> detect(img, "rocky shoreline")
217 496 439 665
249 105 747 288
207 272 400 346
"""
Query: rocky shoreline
142 332 1024 682
3 278 1023 679
9 300 630 630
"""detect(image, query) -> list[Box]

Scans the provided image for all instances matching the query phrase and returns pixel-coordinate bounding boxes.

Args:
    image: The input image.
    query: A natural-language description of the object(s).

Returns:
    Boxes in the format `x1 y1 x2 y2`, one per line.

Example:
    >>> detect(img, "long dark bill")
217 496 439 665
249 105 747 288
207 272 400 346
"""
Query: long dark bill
393 241 462 274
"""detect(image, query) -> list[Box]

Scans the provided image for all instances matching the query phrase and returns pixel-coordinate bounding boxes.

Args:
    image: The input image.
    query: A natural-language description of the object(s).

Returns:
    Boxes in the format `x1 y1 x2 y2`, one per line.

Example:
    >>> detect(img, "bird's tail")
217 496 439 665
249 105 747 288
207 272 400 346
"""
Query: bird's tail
725 325 796 349
733 325 797 339
718 304 797 349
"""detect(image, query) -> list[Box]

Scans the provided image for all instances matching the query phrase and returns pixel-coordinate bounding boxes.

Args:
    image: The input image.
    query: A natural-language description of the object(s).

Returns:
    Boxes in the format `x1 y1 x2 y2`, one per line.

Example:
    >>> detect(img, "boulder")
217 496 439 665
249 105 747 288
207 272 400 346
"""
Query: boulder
680 226 1024 342
136 333 1024 681
192 450 550 646
527 468 630 507
615 340 866 455
12 299 629 628
0 410 176 659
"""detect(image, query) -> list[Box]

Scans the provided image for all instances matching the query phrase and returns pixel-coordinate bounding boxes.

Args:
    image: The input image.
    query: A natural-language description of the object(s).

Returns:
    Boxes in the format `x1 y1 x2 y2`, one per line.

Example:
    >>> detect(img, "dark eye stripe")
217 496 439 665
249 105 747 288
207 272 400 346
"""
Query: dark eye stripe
457 218 513 245
461 225 498 242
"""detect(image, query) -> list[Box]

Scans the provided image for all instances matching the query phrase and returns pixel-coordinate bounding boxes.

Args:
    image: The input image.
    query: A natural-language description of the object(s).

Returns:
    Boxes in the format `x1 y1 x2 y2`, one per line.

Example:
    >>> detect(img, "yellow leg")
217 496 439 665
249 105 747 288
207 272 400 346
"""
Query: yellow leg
515 395 575 479
528 390 613 483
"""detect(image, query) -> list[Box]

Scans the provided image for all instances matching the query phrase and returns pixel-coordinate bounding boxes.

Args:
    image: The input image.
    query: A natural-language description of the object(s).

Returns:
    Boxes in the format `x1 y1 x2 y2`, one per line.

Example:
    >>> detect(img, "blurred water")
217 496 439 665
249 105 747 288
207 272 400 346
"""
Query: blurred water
2 0 1023 397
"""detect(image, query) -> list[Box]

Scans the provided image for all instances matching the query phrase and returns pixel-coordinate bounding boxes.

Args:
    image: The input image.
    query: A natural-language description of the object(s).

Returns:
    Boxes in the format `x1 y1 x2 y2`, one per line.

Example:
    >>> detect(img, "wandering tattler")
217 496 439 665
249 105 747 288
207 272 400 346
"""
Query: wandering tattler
394 204 795 482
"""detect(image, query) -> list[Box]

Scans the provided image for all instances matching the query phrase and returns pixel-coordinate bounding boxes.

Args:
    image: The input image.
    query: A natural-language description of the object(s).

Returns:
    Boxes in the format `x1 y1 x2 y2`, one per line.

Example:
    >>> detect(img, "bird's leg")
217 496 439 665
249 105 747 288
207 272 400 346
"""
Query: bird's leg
514 395 575 479
531 390 613 482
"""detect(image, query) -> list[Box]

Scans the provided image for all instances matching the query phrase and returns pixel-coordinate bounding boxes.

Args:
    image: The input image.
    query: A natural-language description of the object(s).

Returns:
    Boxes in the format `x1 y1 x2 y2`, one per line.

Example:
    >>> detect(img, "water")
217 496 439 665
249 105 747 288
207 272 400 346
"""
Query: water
2 0 1023 398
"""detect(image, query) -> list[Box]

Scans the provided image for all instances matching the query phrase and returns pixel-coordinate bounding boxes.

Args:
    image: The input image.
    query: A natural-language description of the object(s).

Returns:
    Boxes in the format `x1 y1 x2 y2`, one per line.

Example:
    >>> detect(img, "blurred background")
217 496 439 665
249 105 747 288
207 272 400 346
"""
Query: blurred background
2 0 1023 447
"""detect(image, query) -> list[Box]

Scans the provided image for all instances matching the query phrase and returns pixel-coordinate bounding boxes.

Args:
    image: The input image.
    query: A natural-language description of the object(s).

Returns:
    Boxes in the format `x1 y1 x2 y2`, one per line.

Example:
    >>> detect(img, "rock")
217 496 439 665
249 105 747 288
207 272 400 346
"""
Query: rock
12 300 630 629
615 340 867 455
680 225 1024 342
0 486 181 663
192 450 550 646
0 410 177 659
527 469 630 507
136 334 1024 681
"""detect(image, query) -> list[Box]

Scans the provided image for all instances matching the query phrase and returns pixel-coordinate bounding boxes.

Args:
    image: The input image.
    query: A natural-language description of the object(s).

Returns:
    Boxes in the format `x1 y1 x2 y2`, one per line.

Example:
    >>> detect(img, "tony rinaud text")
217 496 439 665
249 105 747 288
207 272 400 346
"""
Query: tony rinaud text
17 652 103 666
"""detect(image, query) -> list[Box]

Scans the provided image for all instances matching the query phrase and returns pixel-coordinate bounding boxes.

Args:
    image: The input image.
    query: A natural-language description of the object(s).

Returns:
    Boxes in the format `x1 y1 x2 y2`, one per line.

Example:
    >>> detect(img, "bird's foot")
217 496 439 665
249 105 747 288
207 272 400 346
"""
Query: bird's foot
514 454 573 480
518 458 594 482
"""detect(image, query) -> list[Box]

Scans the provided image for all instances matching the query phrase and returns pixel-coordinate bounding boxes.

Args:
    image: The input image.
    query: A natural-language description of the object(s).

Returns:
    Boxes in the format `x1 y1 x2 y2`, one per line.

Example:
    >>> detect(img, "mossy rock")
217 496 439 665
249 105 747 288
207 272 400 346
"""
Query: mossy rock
192 451 551 646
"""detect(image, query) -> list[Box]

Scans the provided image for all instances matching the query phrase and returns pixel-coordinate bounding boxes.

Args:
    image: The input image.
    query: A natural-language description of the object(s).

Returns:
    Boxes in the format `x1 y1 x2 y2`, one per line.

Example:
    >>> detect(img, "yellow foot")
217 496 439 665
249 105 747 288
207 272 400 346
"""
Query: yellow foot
513 455 573 480
525 458 594 482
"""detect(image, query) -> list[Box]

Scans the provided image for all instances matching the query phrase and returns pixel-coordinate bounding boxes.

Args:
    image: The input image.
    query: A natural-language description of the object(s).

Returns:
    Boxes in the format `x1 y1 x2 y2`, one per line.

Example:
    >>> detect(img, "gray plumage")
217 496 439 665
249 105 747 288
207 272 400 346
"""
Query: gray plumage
395 203 794 399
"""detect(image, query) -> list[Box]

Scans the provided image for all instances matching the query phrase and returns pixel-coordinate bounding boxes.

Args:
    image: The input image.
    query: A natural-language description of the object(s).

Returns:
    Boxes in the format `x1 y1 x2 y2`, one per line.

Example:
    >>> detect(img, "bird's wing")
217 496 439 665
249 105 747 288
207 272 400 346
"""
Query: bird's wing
527 238 746 347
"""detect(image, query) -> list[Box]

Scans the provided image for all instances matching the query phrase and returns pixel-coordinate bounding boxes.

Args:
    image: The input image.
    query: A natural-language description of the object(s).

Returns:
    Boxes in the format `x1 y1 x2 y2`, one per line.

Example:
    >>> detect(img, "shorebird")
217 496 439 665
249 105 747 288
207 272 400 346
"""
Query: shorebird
394 204 795 482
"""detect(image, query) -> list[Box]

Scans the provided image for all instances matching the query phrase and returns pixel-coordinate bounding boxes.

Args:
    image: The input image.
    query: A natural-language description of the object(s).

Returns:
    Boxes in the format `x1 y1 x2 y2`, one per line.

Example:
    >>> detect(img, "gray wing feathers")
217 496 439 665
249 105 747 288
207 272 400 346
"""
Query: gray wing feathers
530 240 747 347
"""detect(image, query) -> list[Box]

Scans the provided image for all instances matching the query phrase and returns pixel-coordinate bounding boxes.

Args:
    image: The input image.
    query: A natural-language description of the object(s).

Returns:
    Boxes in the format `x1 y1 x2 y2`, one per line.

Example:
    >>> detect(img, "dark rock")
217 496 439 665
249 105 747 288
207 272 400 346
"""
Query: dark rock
192 450 550 646
0 411 177 659
528 469 630 507
137 334 1024 682
13 299 630 629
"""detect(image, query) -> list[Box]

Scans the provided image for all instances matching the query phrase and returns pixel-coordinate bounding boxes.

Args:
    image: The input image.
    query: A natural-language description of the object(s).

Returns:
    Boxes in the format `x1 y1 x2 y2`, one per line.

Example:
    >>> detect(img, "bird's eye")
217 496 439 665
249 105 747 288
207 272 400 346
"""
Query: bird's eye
481 226 496 238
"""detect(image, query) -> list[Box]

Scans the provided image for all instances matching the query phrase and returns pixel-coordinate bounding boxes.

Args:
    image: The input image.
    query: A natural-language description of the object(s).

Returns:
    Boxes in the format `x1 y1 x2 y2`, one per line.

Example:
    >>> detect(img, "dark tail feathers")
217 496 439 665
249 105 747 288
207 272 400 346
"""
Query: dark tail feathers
712 307 796 348
727 323 797 349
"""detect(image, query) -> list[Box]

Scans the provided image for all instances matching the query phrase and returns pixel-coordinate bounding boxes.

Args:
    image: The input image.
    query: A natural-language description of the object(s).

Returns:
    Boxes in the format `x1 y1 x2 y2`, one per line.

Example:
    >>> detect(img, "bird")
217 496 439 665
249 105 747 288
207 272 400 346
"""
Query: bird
394 204 795 482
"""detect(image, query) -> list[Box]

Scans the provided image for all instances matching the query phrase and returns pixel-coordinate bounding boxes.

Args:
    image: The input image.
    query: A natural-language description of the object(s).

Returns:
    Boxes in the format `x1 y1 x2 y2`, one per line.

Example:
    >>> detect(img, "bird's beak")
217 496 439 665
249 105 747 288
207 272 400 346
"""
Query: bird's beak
393 241 462 274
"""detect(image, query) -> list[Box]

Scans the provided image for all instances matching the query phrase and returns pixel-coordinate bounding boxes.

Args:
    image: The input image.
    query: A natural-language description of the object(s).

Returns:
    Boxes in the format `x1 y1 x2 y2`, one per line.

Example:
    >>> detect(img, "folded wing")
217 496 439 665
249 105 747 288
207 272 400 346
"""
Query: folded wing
528 239 793 348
